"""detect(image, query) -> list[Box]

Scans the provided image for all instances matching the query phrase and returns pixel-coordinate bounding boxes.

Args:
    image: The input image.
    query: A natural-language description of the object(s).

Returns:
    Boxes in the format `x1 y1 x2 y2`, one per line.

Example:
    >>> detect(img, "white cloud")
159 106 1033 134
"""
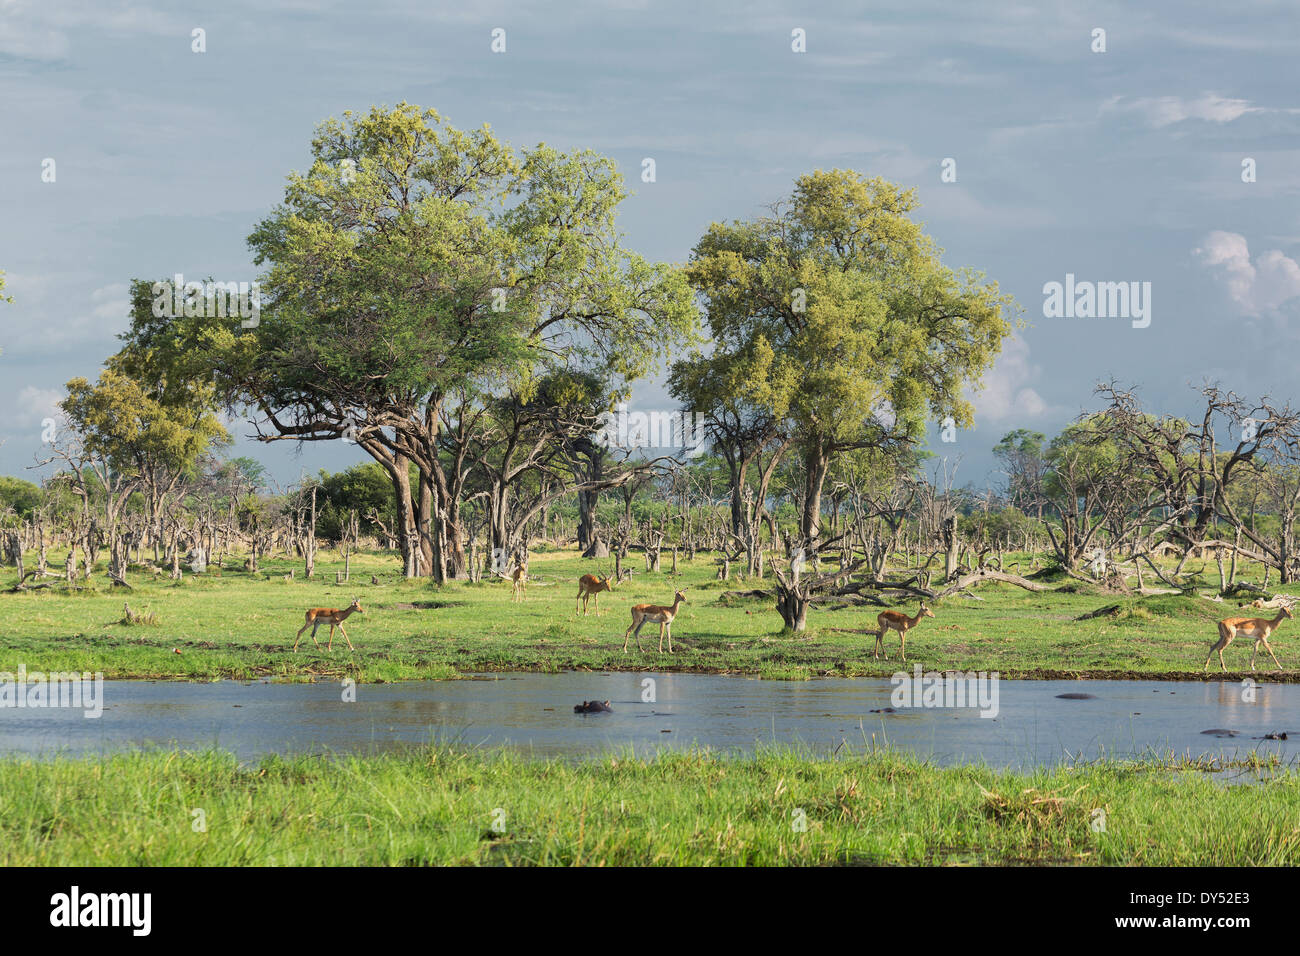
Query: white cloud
1101 93 1260 128
974 333 1052 423
10 386 63 429
1194 231 1300 314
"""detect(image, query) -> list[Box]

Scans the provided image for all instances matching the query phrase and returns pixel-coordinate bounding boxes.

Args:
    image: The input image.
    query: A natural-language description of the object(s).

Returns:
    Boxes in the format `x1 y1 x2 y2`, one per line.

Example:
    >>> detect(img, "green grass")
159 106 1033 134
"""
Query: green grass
2 547 1297 682
2 745 1296 865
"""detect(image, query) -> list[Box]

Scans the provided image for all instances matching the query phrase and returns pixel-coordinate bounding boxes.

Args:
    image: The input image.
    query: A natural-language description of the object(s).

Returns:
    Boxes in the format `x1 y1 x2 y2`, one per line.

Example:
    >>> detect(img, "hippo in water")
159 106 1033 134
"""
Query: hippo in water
574 700 613 714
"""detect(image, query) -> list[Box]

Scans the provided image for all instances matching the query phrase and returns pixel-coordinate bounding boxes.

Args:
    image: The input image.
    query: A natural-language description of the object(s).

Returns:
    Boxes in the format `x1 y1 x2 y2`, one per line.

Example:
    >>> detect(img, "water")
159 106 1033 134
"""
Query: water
2 672 1297 769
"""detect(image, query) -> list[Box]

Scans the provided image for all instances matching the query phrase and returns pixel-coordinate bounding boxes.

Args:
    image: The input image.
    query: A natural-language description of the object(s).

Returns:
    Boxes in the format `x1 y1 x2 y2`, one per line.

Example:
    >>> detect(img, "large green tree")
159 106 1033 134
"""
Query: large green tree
51 367 228 577
194 103 696 580
678 169 1015 554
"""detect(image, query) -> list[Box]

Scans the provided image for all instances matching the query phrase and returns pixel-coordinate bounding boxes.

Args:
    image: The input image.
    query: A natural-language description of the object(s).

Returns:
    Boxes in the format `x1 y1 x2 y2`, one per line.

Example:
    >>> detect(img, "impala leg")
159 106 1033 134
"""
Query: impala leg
1263 639 1283 671
622 619 635 653
873 629 885 660
900 629 907 663
310 621 322 650
1207 625 1231 673
327 624 335 652
294 621 311 653
667 623 673 654
338 622 354 651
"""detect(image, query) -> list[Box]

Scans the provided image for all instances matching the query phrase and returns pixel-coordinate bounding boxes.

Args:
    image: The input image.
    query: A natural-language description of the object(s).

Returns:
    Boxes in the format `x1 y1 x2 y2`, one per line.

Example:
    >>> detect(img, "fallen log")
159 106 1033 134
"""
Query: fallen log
934 568 1049 599
833 577 935 600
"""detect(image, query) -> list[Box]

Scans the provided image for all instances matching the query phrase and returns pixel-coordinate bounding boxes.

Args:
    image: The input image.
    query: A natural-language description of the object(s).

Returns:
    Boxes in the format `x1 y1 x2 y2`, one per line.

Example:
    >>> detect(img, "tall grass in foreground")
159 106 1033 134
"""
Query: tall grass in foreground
2 746 1297 865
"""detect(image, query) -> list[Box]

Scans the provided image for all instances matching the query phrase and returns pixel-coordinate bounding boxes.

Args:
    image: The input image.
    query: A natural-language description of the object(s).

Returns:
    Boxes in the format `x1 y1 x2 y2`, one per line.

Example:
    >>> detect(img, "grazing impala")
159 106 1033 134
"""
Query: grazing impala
873 604 934 662
294 598 363 652
623 590 687 654
511 563 527 602
576 572 618 616
1204 605 1293 672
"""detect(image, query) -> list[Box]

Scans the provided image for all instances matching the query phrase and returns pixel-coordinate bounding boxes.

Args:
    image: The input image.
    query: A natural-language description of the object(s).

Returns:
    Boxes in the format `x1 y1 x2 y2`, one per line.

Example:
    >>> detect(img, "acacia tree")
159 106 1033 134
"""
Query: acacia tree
44 369 227 582
195 103 695 581
681 170 1014 555
470 371 653 562
679 171 1014 628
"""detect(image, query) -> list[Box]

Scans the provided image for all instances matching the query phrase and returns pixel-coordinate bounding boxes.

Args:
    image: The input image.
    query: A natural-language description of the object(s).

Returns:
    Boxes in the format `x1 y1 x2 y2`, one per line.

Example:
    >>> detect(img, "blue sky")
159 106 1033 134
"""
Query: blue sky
2 0 1298 493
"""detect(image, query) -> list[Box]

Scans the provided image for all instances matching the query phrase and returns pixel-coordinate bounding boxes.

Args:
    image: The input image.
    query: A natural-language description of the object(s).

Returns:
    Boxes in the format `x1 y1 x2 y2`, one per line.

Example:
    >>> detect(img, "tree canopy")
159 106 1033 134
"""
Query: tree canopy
675 169 1015 546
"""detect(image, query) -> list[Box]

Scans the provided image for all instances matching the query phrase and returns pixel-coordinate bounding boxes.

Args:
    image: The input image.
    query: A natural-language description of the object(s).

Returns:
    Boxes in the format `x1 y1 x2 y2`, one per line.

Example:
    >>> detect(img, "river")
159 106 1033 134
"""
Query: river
1 671 1295 769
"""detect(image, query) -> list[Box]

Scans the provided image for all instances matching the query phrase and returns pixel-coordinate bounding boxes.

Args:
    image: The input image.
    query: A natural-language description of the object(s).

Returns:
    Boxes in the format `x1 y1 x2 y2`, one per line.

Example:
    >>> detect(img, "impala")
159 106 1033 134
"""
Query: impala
576 572 618 616
512 563 527 602
623 590 687 654
1204 605 1293 672
873 604 934 662
294 598 363 652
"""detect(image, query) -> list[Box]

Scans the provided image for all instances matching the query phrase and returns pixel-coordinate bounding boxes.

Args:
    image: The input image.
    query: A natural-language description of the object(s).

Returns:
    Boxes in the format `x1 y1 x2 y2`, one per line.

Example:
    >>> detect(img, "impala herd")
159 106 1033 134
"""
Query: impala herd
284 561 1297 673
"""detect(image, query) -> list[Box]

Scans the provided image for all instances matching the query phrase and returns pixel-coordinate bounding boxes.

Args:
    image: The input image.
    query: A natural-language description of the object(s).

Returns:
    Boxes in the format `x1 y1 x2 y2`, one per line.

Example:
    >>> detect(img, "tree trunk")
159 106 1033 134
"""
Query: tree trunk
942 515 959 581
800 442 830 545
775 587 809 631
385 453 417 579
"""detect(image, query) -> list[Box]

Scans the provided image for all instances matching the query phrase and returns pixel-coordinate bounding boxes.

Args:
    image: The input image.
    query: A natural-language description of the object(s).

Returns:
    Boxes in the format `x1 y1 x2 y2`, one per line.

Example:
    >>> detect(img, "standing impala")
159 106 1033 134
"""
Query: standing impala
294 598 363 652
1204 605 1293 672
576 572 618 616
511 563 527 602
873 604 934 662
623 590 687 654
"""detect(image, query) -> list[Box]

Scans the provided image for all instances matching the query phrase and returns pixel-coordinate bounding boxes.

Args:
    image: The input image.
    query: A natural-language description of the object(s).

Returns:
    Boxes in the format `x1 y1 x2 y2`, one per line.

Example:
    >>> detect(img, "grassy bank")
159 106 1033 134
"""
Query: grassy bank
1 745 1295 865
2 548 1297 682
